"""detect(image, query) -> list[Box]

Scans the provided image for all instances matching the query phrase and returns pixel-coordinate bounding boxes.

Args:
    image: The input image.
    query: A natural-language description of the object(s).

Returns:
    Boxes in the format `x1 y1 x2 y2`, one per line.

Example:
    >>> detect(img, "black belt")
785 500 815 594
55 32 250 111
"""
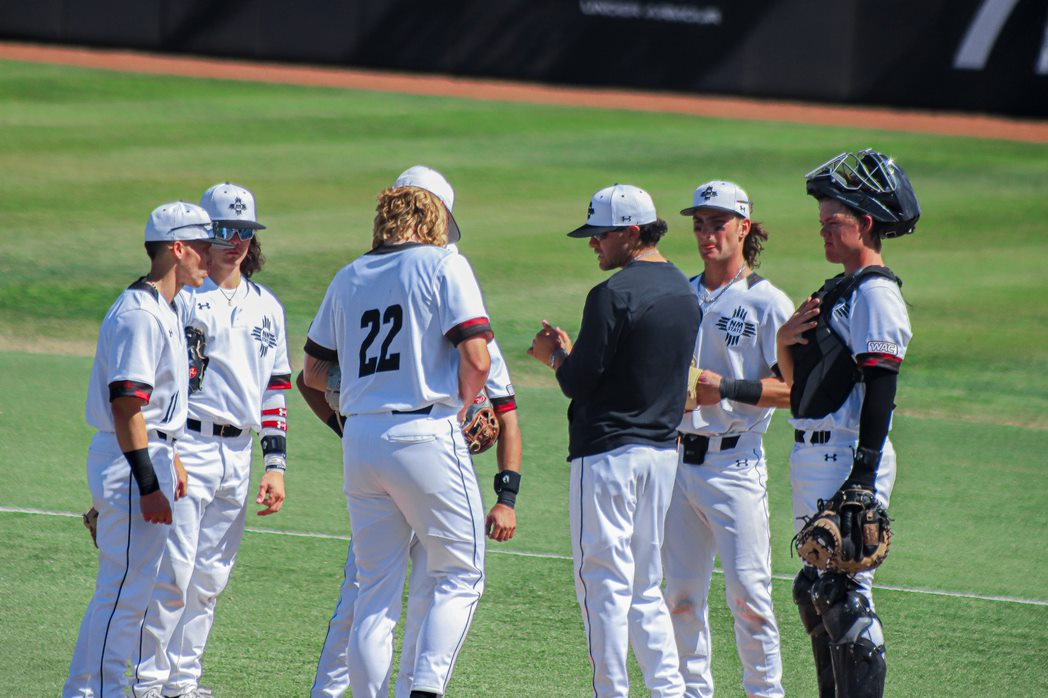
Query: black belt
392 405 433 416
188 418 244 437
795 429 831 444
679 433 741 465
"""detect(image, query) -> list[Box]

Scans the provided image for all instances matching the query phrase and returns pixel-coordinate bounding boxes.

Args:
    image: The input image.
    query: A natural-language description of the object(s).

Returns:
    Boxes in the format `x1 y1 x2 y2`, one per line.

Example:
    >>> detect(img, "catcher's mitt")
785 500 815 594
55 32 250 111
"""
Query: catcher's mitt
462 392 499 454
186 326 209 394
324 364 341 413
82 507 99 549
796 486 892 574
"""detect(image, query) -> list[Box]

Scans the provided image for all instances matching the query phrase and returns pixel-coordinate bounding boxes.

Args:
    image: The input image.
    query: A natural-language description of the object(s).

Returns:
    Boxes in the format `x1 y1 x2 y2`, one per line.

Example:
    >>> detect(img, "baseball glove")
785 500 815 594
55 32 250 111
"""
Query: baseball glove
684 365 703 411
82 507 99 549
462 392 499 454
795 485 892 575
324 364 341 413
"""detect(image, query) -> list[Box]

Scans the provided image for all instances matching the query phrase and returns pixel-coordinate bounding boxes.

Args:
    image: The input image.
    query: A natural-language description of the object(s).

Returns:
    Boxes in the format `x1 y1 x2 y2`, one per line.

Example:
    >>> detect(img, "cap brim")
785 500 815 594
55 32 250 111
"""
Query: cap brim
446 210 461 244
679 204 747 218
212 220 266 230
567 224 621 238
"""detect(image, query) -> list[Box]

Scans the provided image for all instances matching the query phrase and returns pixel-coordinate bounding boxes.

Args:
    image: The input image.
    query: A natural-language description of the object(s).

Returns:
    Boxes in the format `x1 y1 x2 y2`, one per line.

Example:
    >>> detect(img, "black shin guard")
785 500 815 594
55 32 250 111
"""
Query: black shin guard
794 567 836 698
812 572 887 698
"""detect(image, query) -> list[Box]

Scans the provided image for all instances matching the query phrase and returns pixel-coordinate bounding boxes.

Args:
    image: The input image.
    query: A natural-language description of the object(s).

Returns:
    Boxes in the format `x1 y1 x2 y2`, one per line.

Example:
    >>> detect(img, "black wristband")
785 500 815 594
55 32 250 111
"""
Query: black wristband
719 378 763 405
493 470 521 509
326 413 344 438
847 446 882 490
261 435 287 458
124 447 159 496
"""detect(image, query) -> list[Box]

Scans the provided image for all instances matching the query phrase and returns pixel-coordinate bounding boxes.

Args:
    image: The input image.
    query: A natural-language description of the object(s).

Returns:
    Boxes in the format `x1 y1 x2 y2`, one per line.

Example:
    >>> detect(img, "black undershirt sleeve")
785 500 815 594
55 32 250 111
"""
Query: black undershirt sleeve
849 364 899 487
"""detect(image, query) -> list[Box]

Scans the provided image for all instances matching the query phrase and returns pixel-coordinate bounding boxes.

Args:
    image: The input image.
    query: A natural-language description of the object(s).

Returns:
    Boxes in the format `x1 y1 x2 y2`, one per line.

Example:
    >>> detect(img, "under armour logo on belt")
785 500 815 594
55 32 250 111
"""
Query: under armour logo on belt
824 453 838 462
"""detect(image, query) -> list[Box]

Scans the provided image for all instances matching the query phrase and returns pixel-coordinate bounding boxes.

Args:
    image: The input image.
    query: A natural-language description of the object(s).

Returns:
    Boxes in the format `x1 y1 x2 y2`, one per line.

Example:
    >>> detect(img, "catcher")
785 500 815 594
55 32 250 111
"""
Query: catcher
777 148 918 698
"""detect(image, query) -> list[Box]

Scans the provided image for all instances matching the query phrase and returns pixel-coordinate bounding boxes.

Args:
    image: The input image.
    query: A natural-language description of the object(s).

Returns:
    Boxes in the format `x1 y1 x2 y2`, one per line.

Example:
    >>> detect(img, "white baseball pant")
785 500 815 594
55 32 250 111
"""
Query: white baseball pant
64 431 176 698
790 433 897 602
135 428 253 695
571 443 685 698
662 434 784 698
312 537 428 698
342 410 485 697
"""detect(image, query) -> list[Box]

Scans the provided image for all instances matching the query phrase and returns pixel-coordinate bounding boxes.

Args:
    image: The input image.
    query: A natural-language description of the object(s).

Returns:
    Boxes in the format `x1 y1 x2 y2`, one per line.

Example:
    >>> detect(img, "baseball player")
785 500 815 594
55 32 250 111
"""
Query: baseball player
302 178 493 698
64 202 226 698
133 183 291 698
306 168 521 698
661 180 793 697
528 184 700 698
776 149 919 697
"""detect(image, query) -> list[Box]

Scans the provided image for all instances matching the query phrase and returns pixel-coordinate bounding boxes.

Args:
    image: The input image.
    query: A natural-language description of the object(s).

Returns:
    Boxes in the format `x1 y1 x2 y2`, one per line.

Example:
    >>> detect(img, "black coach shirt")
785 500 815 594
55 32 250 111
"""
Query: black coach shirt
556 259 701 461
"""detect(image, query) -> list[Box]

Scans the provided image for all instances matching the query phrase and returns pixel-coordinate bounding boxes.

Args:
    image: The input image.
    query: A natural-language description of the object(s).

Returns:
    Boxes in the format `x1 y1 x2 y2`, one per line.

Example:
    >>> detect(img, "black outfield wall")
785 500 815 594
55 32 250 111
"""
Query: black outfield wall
2 0 1045 117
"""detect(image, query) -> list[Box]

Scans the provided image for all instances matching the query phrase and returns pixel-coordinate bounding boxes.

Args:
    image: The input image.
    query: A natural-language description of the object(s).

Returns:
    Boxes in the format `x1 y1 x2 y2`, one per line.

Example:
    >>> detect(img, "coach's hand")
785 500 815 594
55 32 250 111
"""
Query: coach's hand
256 470 286 516
140 491 173 525
693 368 724 406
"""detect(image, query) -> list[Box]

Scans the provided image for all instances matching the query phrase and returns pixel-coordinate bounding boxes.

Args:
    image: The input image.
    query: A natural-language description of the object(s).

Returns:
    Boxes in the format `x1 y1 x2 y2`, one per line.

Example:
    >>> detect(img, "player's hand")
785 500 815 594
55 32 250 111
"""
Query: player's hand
256 470 286 516
173 453 189 501
140 490 173 525
693 368 724 406
486 503 517 542
778 296 820 347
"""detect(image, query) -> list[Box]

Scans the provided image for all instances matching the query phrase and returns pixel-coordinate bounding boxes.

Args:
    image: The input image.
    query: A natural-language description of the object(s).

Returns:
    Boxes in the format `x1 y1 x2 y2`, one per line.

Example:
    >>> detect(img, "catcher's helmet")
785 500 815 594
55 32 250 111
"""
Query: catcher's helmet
805 149 920 238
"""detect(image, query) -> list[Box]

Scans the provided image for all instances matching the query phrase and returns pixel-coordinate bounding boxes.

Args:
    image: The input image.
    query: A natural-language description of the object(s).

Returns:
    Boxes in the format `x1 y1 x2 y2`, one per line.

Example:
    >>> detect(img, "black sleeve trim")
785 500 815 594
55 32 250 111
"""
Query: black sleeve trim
445 318 493 347
856 365 898 454
490 395 517 413
109 380 153 402
304 338 338 362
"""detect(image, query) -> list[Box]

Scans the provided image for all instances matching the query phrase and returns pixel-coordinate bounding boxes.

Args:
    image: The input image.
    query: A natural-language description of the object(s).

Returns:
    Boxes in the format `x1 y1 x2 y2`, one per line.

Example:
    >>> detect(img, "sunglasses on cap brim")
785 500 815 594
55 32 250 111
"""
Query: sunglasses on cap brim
213 225 256 241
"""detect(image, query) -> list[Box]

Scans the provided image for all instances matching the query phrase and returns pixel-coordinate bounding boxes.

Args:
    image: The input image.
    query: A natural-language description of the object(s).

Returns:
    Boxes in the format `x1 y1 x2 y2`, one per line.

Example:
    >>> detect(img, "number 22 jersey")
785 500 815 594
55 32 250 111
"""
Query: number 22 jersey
306 243 492 416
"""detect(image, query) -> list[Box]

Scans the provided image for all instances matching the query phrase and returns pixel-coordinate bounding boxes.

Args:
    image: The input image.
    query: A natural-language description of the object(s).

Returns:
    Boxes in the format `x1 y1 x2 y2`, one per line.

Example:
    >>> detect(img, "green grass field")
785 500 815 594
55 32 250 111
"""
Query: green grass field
0 58 1046 696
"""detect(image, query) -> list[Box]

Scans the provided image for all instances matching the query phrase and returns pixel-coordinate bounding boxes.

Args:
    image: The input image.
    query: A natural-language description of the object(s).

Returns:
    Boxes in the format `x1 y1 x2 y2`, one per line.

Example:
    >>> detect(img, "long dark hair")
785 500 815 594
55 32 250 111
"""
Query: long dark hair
744 220 769 268
241 236 266 278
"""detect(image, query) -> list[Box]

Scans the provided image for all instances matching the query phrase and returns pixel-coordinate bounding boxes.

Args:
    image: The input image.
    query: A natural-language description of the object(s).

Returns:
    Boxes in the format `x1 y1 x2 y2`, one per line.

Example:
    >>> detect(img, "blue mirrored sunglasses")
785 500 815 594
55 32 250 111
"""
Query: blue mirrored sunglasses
213 225 255 242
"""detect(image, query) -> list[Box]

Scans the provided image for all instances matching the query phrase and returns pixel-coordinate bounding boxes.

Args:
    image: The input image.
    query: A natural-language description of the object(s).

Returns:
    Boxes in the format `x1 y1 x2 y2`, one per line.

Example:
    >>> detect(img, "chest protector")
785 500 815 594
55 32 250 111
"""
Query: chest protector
790 266 901 419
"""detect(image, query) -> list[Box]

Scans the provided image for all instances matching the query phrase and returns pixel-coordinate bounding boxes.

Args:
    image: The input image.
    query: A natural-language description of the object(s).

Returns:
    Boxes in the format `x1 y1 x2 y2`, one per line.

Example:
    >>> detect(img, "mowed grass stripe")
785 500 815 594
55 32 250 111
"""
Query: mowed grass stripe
6 506 1044 608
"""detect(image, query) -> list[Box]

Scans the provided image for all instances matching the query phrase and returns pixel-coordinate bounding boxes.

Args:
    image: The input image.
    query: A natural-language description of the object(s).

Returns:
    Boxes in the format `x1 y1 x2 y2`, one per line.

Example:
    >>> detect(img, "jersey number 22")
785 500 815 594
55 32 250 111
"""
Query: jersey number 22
359 305 402 377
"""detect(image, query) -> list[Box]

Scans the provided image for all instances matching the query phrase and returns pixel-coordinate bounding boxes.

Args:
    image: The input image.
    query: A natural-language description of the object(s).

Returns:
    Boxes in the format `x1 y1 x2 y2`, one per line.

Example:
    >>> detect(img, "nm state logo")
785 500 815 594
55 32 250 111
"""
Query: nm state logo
251 316 278 357
715 306 757 347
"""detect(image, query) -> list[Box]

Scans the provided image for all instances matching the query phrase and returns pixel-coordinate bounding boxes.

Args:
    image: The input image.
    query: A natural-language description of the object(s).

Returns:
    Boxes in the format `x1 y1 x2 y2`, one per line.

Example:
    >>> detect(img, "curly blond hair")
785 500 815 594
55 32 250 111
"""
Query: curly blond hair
372 186 448 248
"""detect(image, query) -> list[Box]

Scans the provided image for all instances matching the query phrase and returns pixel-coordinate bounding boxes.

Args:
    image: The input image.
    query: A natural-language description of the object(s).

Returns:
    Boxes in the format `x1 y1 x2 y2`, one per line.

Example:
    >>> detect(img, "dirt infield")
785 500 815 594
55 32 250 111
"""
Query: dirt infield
2 40 1047 143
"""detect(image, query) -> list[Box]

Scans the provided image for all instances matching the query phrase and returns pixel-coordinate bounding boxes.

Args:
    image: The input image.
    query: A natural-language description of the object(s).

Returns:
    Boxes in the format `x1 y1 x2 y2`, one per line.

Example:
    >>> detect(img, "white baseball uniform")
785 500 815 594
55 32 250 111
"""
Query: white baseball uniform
789 272 911 601
662 272 792 698
134 276 291 697
65 279 188 698
306 242 492 697
311 340 516 698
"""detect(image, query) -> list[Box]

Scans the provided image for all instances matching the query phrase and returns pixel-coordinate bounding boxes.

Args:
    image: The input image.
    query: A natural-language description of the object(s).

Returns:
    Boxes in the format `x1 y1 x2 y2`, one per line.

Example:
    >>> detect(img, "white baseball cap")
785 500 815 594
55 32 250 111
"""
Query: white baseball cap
568 184 658 238
199 182 266 230
393 165 461 243
680 180 752 219
145 201 229 246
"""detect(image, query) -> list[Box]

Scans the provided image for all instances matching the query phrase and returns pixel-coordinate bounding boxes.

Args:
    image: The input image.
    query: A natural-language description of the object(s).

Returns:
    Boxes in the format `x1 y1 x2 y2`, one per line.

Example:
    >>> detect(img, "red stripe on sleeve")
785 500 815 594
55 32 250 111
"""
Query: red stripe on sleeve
261 419 288 432
262 407 288 417
858 353 902 368
491 396 517 413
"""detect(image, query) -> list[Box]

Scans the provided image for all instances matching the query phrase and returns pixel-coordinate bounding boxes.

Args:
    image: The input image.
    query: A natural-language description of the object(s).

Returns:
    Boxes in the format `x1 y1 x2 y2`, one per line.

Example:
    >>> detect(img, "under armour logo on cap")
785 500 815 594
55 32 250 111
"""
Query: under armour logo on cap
567 183 658 238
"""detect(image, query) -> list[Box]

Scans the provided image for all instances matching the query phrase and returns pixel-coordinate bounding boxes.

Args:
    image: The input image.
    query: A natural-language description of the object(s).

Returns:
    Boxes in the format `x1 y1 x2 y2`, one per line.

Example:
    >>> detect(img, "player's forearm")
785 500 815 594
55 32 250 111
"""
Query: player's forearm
755 377 791 408
296 371 334 421
495 410 522 474
302 354 333 392
111 398 149 452
457 336 490 405
775 341 796 386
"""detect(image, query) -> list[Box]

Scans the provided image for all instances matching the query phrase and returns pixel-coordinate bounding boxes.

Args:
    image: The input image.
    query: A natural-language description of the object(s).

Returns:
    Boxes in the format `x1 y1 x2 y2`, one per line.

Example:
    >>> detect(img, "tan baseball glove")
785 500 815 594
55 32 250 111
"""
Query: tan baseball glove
82 507 99 548
684 365 703 411
796 485 892 574
462 392 500 454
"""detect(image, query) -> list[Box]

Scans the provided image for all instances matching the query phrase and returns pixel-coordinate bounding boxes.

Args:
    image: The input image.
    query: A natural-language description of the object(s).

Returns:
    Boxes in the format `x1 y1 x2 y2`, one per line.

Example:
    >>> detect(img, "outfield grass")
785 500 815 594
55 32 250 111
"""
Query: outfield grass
0 59 1046 696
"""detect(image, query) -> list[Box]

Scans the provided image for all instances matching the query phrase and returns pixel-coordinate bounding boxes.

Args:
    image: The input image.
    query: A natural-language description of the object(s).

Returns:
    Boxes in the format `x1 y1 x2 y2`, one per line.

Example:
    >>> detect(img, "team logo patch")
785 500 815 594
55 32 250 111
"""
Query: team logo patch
229 197 247 217
700 185 717 200
715 306 757 347
867 340 899 356
251 315 278 357
833 298 852 320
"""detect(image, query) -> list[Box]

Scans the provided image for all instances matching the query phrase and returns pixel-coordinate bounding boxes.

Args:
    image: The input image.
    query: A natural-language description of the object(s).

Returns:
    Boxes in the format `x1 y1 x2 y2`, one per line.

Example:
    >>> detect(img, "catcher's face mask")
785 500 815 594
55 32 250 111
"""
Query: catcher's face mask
805 149 899 195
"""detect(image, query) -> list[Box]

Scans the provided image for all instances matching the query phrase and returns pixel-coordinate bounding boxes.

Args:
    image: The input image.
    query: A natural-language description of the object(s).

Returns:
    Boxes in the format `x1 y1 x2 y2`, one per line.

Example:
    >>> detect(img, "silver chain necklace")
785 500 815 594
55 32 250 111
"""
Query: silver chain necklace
218 282 241 306
698 265 746 307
